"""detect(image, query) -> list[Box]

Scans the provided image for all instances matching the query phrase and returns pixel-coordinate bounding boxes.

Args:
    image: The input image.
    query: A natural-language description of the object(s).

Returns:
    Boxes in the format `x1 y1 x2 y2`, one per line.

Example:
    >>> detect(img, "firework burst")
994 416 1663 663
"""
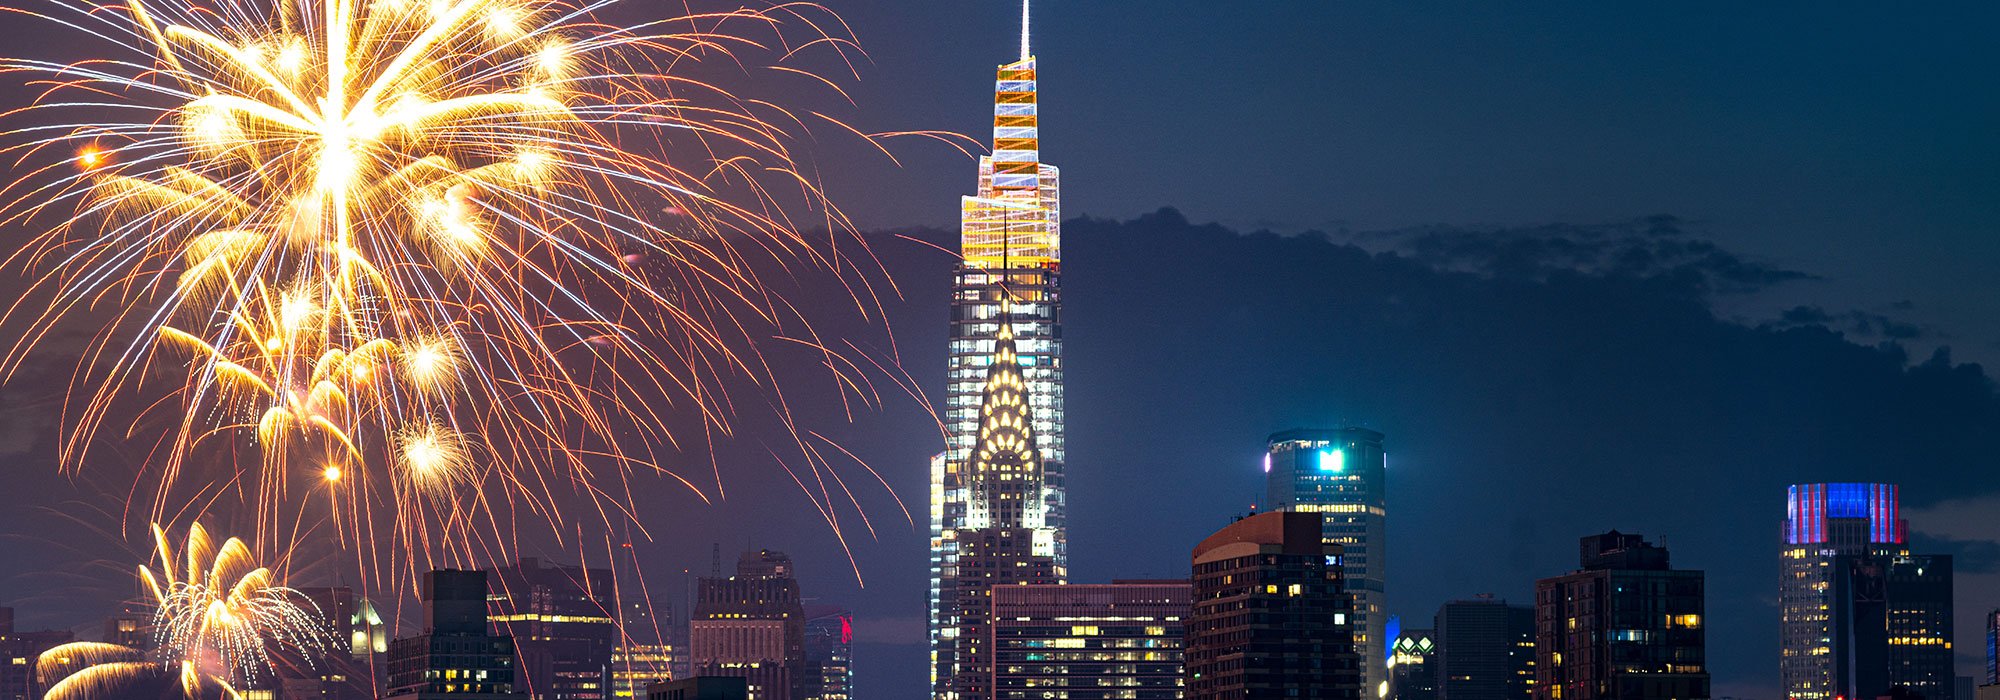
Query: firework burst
0 0 912 578
142 522 326 685
32 524 319 700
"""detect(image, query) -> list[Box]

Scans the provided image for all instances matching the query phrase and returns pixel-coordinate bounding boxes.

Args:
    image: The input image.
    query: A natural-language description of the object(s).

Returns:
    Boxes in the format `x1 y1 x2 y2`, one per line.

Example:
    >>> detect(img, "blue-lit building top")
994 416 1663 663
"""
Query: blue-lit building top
1986 608 1997 686
1264 427 1387 695
1779 482 1924 700
1784 482 1904 546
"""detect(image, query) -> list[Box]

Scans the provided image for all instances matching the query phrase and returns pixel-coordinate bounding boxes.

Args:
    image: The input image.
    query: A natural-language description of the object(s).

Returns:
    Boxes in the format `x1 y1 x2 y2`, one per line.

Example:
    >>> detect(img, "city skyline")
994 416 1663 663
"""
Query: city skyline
0 3 1995 700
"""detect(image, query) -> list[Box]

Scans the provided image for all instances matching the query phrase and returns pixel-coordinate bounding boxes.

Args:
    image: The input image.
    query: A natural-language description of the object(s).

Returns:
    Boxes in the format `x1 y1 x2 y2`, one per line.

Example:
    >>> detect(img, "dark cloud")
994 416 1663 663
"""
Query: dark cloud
1771 305 1927 341
1044 209 1998 700
1910 533 2000 575
1344 214 1818 296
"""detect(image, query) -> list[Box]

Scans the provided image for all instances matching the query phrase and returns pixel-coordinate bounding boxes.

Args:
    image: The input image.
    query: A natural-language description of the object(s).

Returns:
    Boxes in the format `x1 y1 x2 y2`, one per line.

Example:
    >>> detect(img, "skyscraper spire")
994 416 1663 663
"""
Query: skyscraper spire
1019 0 1031 61
932 7 1067 696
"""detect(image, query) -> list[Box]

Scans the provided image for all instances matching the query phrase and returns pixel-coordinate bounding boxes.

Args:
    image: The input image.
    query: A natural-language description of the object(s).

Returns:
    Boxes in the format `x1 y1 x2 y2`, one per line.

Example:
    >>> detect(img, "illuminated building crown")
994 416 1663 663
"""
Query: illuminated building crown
965 302 1045 530
960 0 1060 268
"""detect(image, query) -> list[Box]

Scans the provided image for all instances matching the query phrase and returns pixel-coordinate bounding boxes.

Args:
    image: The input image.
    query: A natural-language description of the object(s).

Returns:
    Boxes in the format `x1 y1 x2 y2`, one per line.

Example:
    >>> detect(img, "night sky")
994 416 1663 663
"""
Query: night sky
2 3 1999 700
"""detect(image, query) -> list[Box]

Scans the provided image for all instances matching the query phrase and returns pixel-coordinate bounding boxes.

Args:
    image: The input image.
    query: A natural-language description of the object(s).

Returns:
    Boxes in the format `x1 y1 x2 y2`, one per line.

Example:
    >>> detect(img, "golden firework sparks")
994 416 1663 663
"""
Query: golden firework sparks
0 0 917 581
35 525 316 699
140 523 326 686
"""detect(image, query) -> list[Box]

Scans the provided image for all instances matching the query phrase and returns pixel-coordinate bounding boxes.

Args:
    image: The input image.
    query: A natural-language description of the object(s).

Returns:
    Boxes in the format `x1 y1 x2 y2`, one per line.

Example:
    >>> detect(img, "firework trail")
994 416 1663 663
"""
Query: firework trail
38 643 248 700
0 0 923 581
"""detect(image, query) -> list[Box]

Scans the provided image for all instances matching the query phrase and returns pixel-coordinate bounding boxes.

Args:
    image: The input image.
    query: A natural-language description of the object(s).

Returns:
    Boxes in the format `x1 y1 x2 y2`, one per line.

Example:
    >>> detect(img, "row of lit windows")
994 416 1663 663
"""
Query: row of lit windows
1011 678 1177 688
1885 636 1950 647
1013 652 1178 662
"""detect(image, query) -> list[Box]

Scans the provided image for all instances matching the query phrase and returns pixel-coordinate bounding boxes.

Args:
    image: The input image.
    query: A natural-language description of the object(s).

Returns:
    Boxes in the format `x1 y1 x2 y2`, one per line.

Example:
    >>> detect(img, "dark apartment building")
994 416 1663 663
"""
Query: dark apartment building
1534 531 1707 700
1187 511 1358 700
1435 597 1533 700
487 558 617 700
385 570 525 700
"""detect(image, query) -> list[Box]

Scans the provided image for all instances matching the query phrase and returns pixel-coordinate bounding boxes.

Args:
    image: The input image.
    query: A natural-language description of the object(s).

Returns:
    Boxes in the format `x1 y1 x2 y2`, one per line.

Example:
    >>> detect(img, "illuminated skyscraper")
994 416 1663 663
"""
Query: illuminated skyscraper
1264 428 1387 695
1987 608 1998 685
384 570 525 700
1389 628 1439 700
929 2 1066 698
691 550 807 700
612 588 677 698
611 540 679 700
285 587 388 700
1780 483 1956 700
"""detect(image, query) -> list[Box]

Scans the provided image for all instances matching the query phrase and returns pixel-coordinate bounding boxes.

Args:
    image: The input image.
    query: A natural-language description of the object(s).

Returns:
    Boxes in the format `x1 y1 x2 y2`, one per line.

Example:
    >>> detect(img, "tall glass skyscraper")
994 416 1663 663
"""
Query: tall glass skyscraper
1780 483 1957 700
1265 428 1387 696
929 3 1067 699
1987 608 1998 686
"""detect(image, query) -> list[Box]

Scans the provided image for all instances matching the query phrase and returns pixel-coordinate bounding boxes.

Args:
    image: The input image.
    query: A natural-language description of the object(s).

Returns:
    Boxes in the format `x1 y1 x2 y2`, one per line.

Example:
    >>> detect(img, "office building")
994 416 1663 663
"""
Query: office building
1264 427 1387 695
691 550 806 700
1780 483 1957 700
991 581 1188 700
1187 511 1359 700
384 570 525 700
930 3 1068 696
803 608 852 700
281 587 385 700
1533 531 1707 700
1986 608 1997 685
0 608 73 700
935 251 1064 698
1830 553 1954 700
612 598 677 700
101 600 151 651
487 558 617 700
1389 628 1438 700
611 545 678 700
647 677 749 700
1435 598 1533 700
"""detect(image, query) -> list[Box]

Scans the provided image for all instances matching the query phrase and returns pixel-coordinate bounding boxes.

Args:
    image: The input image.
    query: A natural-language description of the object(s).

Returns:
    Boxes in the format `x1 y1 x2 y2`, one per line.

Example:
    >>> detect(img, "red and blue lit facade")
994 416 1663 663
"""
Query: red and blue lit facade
1784 482 1904 546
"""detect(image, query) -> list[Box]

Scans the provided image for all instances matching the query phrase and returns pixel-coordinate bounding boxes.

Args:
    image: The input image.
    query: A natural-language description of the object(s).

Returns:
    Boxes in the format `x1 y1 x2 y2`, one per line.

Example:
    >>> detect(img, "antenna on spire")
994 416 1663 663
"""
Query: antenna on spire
1019 0 1031 61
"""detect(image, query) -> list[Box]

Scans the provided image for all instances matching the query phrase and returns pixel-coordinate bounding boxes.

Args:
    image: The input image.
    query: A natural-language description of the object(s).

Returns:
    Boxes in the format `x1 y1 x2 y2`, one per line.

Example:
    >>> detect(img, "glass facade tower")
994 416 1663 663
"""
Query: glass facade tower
1265 428 1387 696
930 3 1066 699
1987 608 1998 686
1780 483 1957 700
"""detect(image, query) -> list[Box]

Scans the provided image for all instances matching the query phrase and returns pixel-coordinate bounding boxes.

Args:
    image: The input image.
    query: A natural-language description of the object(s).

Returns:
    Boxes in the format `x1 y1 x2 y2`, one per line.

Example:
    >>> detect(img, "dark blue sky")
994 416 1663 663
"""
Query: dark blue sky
764 3 2000 697
826 1 2000 364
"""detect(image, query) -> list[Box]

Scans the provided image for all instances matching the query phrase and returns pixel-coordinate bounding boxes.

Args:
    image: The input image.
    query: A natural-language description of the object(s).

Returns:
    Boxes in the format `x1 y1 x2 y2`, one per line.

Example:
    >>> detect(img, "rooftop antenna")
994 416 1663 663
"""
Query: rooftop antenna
1019 0 1031 61
709 543 721 577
